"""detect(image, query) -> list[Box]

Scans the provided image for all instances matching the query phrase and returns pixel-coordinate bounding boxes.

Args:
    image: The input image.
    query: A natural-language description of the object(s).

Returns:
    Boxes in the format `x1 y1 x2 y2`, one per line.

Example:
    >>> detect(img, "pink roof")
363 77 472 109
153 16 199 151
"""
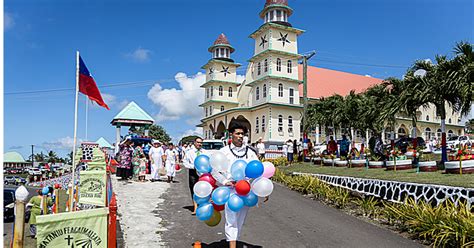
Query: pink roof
298 65 383 99
264 0 288 8
213 33 231 46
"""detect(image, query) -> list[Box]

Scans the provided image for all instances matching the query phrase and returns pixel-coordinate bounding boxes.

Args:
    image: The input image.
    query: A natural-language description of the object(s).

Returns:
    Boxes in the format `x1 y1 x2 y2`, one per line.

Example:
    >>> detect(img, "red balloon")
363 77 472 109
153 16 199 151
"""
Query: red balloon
199 173 217 187
235 180 251 196
212 202 225 211
54 183 61 189
175 164 181 170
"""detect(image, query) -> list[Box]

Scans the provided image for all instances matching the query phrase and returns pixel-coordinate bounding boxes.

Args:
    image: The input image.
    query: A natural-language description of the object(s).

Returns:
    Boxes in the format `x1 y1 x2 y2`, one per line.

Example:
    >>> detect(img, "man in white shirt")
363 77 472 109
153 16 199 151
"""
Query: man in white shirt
211 122 260 248
256 137 266 160
163 143 178 183
183 137 206 214
148 140 164 182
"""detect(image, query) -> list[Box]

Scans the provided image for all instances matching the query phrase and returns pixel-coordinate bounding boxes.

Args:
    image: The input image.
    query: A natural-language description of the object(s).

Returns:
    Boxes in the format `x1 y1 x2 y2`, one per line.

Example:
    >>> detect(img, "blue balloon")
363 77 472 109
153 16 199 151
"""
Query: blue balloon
227 194 244 212
242 191 258 207
211 187 230 205
193 194 210 205
194 155 211 174
245 160 264 178
196 203 214 221
231 160 247 181
42 187 49 195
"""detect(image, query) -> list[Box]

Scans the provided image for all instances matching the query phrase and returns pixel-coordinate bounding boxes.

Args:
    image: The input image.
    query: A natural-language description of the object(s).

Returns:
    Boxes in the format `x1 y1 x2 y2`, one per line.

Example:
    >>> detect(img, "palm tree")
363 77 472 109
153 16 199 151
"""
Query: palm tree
34 152 45 163
46 150 59 164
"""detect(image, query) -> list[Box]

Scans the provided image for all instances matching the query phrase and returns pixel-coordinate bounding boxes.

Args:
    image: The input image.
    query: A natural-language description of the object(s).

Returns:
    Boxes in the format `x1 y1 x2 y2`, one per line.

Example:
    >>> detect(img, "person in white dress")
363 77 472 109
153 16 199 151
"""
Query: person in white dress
164 143 178 183
256 137 266 160
183 137 206 214
211 122 265 248
148 140 164 182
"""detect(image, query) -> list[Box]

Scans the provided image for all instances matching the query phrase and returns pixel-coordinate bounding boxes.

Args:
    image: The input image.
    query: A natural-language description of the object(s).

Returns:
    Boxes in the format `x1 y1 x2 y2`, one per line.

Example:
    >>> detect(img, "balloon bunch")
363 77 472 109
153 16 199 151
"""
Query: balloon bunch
193 151 276 227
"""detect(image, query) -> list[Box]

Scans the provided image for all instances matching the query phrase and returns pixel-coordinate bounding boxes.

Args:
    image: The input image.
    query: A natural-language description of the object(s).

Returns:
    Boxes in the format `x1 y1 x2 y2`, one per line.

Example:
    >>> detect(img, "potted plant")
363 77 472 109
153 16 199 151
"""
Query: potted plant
368 153 384 168
335 156 348 167
386 148 412 171
416 146 437 172
445 145 474 174
349 148 365 168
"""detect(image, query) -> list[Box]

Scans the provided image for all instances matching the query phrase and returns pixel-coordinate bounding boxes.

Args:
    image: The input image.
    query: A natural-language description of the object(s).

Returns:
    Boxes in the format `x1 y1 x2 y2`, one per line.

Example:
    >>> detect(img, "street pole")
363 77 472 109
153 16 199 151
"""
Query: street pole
31 145 34 167
301 51 316 158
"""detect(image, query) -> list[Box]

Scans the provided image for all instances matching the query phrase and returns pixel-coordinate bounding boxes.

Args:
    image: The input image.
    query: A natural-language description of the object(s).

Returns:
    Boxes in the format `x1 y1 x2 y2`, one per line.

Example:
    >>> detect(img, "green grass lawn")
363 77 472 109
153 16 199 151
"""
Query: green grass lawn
279 162 474 188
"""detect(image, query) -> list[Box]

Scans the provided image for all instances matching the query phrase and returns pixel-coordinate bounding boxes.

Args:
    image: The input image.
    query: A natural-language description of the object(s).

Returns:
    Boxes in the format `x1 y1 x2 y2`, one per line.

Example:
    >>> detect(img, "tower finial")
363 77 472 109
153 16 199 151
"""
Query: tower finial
208 33 235 60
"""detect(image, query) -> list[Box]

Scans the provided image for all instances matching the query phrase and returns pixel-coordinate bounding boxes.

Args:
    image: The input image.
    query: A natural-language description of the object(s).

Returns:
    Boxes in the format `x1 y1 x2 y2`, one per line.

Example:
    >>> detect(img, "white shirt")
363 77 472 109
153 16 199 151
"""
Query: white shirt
287 142 294 153
256 142 265 154
183 146 206 169
282 144 288 154
149 146 164 160
165 149 178 164
211 143 259 186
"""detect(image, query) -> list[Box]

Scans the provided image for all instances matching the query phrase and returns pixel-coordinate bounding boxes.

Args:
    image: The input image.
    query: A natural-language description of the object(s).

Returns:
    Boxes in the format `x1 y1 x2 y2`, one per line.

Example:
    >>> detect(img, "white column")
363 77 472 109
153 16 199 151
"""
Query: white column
316 125 320 144
115 126 121 154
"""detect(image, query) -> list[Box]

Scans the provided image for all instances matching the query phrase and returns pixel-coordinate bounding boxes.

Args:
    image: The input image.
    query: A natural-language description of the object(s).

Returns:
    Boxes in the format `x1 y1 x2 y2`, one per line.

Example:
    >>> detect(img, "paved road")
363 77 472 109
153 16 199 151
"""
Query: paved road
158 171 423 248
3 186 40 248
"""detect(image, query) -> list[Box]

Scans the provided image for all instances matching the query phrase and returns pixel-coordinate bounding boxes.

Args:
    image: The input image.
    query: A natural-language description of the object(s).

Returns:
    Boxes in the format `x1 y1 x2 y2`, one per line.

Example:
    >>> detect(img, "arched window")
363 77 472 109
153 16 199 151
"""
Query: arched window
262 115 266 132
206 88 209 98
209 106 213 115
218 86 223 96
278 115 283 132
425 127 431 141
220 105 224 111
426 115 429 121
397 127 407 138
263 84 267 98
264 59 268 72
287 60 292 73
278 83 283 97
289 88 294 104
256 86 260 100
288 116 293 133
448 130 454 138
276 58 281 71
210 86 213 97
437 129 442 139
255 117 259 133
257 62 261 75
205 108 208 117
228 87 233 97
448 118 452 124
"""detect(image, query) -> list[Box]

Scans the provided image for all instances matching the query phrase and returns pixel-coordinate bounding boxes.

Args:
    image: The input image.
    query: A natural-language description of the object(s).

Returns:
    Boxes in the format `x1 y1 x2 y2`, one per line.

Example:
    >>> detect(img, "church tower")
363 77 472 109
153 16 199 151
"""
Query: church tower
246 0 304 141
200 34 241 120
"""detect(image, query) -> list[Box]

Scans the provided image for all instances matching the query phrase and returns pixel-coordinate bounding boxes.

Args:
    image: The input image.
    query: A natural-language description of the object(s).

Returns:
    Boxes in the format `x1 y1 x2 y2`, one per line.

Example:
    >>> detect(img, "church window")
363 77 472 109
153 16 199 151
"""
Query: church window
276 10 282 21
287 60 292 73
278 83 283 97
426 115 429 121
289 88 294 104
263 84 267 98
256 86 260 101
437 129 442 139
225 49 229 58
209 106 213 115
448 118 452 124
256 117 259 133
425 127 431 141
288 116 293 133
220 48 225 57
228 87 233 97
264 59 268 72
262 115 266 132
278 115 283 132
218 86 223 96
206 88 209 98
257 62 261 75
221 105 224 111
270 10 274 21
276 58 281 71
210 86 213 97
205 108 208 117
448 130 454 137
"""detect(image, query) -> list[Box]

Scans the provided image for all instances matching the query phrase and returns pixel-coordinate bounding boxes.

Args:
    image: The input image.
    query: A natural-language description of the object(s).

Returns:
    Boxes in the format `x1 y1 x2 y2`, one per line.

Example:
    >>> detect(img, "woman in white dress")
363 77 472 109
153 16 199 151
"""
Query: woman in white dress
164 143 178 183
148 140 164 182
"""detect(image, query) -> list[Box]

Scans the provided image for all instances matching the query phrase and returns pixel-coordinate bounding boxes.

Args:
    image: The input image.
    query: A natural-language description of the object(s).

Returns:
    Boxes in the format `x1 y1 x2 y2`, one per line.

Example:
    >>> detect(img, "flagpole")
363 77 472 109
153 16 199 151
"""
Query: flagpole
85 97 88 141
70 51 80 212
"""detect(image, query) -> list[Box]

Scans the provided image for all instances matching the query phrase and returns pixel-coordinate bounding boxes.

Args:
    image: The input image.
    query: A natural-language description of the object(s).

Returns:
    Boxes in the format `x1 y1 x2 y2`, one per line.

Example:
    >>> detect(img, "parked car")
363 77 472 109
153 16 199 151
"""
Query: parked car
446 135 473 148
385 137 426 153
4 188 15 222
28 168 42 176
202 139 226 154
4 176 16 185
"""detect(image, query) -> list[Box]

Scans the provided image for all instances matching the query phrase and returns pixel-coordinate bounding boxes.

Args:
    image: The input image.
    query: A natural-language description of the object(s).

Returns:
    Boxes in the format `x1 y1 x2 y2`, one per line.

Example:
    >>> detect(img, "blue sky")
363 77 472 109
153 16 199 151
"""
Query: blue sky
4 0 473 158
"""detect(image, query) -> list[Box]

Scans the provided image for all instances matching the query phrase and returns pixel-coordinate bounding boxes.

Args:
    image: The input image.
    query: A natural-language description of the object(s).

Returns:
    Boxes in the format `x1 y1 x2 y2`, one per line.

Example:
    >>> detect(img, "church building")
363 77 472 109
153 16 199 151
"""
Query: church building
198 0 465 146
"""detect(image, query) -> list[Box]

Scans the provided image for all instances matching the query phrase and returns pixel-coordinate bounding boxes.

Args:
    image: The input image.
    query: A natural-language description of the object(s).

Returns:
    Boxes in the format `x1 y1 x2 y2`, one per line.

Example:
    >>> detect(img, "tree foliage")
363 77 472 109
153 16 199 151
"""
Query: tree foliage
134 124 171 143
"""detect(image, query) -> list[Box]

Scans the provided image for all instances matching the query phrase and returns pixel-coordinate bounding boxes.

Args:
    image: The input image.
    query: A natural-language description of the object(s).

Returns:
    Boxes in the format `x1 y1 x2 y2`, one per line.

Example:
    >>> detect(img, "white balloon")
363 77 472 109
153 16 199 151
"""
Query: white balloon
193 181 213 198
251 177 274 197
209 151 230 172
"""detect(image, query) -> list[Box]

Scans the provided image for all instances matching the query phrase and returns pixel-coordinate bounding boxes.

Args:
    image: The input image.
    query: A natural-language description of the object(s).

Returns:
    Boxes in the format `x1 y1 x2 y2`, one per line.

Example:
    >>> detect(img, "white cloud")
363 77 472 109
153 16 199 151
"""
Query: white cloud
93 93 129 110
147 72 206 123
42 136 83 151
423 58 432 64
4 12 15 30
126 47 152 62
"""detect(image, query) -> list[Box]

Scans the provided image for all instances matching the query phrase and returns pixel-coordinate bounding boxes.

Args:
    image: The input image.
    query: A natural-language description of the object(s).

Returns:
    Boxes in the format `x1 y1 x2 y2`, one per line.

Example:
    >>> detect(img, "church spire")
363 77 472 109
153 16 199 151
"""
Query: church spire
208 33 235 61
260 0 293 25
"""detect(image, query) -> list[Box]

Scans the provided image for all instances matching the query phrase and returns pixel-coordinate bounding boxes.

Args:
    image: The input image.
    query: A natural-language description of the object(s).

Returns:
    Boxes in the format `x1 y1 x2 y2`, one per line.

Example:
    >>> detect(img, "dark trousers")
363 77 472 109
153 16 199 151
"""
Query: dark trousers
188 169 199 198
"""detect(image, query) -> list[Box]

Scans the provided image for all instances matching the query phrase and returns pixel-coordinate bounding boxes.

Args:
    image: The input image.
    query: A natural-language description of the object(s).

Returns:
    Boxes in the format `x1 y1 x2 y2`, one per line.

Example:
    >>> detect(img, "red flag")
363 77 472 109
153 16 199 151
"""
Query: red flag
78 56 109 110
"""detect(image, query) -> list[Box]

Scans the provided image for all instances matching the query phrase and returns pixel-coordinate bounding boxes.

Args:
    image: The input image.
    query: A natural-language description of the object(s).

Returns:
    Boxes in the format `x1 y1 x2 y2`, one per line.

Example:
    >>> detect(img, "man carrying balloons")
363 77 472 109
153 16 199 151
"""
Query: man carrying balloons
183 137 207 214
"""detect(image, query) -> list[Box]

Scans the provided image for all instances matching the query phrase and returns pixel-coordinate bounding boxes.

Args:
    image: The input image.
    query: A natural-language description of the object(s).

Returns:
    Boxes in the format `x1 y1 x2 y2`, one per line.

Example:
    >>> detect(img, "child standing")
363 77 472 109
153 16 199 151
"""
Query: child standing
164 143 178 183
